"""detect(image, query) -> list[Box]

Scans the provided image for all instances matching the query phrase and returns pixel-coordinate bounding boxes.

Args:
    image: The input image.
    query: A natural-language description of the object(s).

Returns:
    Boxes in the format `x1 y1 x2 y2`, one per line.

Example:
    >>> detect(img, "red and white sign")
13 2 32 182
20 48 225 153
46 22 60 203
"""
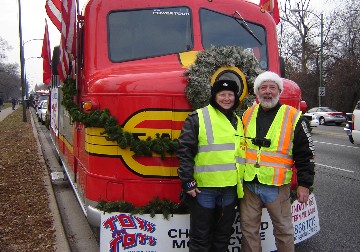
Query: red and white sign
100 194 320 251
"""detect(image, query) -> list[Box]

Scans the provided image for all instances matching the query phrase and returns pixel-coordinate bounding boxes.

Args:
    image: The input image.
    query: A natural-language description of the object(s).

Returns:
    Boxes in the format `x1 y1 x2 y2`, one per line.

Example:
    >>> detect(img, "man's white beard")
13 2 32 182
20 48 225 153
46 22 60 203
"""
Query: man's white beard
259 93 280 109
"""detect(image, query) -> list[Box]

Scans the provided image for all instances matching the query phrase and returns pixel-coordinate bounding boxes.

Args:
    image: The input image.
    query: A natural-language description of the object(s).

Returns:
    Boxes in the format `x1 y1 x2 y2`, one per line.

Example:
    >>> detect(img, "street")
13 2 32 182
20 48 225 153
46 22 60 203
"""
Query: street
295 125 360 251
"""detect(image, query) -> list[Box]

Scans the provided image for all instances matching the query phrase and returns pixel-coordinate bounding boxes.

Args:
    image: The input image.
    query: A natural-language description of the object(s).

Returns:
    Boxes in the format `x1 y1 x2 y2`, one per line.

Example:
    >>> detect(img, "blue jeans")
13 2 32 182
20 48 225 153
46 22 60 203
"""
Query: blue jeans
245 182 279 204
188 186 237 251
196 186 237 208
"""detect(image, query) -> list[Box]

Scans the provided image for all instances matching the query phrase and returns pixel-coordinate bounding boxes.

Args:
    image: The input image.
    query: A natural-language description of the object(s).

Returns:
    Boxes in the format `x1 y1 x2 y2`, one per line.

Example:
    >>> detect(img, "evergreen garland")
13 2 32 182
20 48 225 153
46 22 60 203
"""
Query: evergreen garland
61 78 179 159
184 45 262 110
96 197 188 219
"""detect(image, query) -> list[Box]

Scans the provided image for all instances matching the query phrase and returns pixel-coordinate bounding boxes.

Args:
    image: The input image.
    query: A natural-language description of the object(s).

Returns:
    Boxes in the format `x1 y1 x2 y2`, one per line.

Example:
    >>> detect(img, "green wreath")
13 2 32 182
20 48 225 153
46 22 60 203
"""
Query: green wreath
184 45 262 110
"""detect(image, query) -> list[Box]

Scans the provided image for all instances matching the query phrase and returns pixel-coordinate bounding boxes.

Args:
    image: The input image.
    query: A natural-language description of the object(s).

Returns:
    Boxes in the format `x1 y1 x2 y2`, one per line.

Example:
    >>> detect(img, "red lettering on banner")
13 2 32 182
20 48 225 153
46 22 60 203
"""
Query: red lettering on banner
117 214 136 229
123 233 136 249
103 216 118 231
103 214 158 251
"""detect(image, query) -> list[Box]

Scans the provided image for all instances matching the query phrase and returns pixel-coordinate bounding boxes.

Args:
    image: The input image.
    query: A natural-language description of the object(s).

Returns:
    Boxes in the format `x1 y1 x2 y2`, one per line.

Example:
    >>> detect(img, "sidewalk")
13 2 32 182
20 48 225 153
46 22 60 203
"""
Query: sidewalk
0 106 16 122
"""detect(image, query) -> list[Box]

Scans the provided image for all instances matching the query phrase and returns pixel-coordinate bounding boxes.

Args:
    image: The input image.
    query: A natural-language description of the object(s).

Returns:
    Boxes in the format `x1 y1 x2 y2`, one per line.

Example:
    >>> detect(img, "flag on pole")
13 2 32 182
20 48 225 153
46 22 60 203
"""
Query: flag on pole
57 0 76 81
45 0 62 31
45 0 76 81
60 0 76 55
41 19 52 85
259 0 280 25
57 44 70 81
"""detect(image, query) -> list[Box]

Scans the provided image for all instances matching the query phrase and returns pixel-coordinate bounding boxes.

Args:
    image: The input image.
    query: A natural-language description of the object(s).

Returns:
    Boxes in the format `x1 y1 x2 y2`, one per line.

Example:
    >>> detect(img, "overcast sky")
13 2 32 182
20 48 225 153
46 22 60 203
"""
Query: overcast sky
0 0 338 91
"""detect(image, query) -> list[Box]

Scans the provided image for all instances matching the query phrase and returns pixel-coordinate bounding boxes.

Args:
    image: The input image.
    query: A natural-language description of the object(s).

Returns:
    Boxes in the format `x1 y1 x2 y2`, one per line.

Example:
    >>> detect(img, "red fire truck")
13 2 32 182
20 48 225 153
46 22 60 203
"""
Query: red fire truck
49 0 305 227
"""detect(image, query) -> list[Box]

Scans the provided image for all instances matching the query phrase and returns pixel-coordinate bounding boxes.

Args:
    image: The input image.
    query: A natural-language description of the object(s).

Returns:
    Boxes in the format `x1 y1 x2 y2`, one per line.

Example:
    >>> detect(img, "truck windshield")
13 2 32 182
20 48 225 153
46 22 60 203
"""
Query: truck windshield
200 9 268 70
108 7 193 62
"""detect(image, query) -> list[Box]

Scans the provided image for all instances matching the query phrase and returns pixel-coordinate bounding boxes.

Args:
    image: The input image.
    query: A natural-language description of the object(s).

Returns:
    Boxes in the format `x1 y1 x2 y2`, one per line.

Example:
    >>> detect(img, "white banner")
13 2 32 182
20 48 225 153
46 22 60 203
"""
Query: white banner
100 194 320 252
50 87 59 136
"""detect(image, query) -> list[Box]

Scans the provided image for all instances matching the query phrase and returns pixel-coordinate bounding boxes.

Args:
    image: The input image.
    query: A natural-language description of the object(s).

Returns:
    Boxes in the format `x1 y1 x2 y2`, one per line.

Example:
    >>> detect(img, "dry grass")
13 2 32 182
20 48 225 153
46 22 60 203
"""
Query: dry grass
0 108 56 251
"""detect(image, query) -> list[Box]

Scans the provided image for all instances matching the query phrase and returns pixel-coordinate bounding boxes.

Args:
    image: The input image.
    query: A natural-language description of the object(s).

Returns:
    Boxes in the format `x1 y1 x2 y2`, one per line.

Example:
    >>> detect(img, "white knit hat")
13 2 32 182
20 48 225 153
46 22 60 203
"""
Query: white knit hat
253 71 283 95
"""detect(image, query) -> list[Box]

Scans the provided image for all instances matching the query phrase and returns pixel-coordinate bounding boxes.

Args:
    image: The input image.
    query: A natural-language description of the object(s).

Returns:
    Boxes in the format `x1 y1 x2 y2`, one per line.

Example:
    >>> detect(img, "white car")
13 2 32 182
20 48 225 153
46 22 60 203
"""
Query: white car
344 100 360 144
303 113 319 129
306 107 346 126
37 100 48 124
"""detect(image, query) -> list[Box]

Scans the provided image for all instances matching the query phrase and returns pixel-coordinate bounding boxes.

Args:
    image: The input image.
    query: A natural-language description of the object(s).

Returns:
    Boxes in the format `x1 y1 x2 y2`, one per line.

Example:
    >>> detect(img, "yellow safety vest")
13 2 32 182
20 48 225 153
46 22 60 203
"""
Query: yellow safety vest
242 104 301 186
194 105 246 198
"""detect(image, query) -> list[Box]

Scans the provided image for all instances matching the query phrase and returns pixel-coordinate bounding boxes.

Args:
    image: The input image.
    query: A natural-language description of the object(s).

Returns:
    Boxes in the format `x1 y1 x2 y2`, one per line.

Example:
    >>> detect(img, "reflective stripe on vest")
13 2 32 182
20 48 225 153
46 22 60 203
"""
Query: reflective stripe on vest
197 106 246 169
194 105 245 187
243 104 301 185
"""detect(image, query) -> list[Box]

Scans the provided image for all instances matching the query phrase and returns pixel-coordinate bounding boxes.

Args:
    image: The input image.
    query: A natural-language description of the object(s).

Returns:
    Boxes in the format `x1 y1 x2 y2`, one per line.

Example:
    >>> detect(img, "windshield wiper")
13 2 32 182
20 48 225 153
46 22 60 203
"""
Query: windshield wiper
233 10 262 46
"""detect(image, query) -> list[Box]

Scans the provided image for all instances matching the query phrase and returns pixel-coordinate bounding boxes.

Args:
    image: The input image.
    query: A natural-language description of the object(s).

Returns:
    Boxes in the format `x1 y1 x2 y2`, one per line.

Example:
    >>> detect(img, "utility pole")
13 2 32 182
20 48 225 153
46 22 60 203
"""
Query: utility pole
17 0 26 122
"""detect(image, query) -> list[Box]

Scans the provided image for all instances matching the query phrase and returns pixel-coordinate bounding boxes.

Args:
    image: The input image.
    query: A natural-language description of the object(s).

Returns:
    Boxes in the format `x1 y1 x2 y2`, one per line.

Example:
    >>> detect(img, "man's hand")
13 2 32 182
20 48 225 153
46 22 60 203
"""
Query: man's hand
297 186 310 203
186 188 201 197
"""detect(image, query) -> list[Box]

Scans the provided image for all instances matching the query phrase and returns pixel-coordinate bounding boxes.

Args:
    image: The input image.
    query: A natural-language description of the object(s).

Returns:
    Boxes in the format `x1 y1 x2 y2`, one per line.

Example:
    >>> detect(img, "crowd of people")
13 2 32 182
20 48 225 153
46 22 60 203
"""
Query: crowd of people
177 71 315 252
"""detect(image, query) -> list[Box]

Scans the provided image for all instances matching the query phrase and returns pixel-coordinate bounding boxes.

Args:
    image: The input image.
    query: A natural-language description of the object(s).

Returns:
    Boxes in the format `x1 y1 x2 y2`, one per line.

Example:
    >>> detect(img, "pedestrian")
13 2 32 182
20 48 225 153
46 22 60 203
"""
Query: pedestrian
240 71 315 252
11 98 16 110
0 97 3 112
177 79 246 252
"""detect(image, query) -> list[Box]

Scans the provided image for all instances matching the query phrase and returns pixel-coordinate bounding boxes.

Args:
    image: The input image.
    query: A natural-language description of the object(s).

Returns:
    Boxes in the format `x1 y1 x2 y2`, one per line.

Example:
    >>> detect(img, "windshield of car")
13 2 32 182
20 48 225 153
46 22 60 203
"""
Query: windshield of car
200 8 268 70
108 7 192 62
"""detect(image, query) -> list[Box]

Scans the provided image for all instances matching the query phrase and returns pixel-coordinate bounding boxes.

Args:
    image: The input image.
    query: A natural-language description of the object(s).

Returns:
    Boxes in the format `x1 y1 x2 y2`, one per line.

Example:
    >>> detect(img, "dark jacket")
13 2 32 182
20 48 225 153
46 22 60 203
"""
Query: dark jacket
255 103 315 188
177 105 239 191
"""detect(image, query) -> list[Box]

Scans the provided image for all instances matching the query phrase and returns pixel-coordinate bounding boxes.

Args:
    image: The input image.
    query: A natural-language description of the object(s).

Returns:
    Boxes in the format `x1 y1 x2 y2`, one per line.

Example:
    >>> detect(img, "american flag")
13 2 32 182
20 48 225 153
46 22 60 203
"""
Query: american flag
45 0 76 81
45 0 61 31
41 19 52 85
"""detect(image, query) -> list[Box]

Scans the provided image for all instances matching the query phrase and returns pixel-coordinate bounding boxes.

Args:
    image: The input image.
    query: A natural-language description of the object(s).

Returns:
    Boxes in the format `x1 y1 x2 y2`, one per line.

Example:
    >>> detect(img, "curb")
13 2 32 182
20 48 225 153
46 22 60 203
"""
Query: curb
29 109 71 252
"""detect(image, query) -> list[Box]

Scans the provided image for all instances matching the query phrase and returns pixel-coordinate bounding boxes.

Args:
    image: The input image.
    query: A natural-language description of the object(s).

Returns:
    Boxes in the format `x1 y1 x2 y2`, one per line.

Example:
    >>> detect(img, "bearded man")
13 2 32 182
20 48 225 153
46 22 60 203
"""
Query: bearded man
240 71 315 252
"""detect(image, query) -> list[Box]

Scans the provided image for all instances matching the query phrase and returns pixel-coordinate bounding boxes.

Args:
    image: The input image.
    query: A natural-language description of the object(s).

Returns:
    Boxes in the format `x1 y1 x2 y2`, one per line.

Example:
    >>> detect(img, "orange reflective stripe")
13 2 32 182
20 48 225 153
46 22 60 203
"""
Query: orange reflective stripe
277 106 300 154
277 106 290 153
245 149 257 162
273 167 286 185
243 105 256 132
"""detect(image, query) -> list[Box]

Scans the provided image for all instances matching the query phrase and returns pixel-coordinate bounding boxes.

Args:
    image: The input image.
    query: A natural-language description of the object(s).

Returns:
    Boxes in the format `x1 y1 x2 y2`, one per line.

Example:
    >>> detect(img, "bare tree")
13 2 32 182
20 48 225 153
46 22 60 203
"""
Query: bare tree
0 37 21 100
277 0 355 111
325 0 360 111
278 0 322 108
0 37 14 62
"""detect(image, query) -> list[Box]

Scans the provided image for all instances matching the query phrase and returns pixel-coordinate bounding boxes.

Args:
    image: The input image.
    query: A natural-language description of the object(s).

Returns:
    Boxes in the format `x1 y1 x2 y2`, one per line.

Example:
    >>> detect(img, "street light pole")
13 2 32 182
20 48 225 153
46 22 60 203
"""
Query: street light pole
17 0 26 122
319 13 323 107
290 9 324 107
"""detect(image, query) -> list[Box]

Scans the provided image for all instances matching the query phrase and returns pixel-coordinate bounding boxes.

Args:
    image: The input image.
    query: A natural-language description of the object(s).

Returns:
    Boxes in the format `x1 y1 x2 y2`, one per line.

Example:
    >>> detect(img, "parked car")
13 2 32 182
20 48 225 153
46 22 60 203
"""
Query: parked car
344 100 360 144
303 113 319 130
306 107 346 126
37 100 48 124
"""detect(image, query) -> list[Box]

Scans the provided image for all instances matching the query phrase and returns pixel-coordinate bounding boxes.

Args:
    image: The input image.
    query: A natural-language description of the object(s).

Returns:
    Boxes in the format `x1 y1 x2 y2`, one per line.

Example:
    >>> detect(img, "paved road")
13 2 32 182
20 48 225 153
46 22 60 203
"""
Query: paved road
295 125 360 251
